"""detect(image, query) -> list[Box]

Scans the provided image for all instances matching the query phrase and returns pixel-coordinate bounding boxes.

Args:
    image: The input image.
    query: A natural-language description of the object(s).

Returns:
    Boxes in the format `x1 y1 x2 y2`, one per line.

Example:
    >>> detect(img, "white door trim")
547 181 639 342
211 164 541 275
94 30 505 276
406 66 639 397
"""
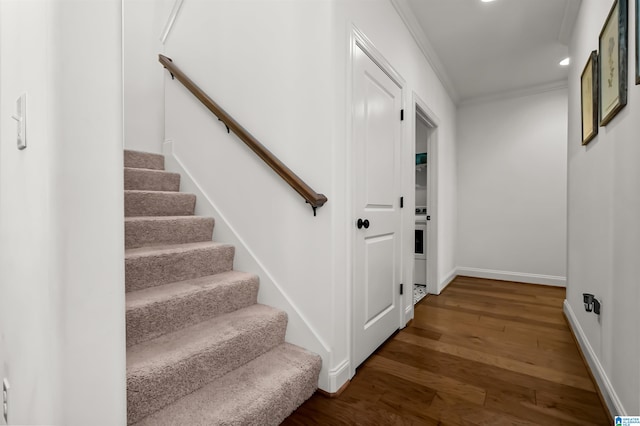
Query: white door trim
348 25 406 378
352 27 406 92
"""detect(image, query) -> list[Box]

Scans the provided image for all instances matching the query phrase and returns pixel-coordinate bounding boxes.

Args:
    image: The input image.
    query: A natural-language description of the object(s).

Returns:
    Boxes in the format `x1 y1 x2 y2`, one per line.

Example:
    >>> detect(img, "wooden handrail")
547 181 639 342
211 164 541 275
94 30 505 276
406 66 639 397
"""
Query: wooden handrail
159 54 328 215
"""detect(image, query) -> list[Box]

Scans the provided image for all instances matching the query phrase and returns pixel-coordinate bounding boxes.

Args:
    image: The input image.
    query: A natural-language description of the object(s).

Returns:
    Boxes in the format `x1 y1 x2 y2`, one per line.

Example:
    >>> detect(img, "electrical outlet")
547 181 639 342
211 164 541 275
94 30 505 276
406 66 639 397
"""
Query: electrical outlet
3 378 8 424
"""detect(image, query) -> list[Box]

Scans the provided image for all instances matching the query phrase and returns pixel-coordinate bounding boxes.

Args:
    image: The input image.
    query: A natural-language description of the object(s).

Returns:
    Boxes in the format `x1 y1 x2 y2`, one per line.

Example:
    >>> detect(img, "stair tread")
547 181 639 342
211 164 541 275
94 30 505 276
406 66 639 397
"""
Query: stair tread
125 216 214 249
125 242 235 292
127 304 284 373
125 271 259 347
131 343 321 426
126 270 257 309
124 150 165 170
125 241 228 258
124 166 177 173
124 168 180 181
124 189 191 195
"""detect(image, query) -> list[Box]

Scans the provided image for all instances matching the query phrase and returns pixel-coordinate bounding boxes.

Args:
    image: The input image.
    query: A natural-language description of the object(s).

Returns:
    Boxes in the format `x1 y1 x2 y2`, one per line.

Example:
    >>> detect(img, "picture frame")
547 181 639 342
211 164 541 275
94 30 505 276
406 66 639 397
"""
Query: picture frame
599 0 628 126
581 51 599 145
636 0 639 84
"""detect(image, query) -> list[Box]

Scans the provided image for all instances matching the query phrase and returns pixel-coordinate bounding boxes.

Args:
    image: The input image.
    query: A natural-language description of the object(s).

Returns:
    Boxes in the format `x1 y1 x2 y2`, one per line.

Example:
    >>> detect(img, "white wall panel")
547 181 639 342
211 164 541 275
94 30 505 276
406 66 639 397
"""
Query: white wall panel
0 1 125 424
457 89 568 285
567 0 640 415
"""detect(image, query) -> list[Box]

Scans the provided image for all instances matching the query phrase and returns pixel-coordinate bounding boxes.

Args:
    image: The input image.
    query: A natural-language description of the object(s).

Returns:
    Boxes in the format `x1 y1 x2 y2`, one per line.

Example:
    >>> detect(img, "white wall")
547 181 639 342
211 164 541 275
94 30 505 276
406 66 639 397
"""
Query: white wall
566 0 639 415
158 0 457 392
163 0 337 390
124 0 174 153
0 3 61 423
0 1 126 424
457 89 568 286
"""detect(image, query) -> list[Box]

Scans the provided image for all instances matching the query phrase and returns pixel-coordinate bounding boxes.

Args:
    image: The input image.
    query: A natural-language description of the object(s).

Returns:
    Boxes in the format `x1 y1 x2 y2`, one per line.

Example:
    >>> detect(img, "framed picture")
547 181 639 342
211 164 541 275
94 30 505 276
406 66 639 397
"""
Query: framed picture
636 0 639 84
581 51 599 145
599 0 628 126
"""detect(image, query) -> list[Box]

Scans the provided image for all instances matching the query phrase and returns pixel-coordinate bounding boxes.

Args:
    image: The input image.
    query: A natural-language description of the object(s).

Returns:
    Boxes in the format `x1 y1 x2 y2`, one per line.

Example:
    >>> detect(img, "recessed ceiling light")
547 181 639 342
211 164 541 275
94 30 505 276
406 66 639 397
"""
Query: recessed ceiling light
481 0 497 2
559 57 570 66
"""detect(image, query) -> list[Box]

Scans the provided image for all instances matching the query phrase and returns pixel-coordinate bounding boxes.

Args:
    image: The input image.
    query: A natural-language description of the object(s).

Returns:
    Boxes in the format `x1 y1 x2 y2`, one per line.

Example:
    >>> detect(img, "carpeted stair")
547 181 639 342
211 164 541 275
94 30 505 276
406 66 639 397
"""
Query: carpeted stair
124 149 321 425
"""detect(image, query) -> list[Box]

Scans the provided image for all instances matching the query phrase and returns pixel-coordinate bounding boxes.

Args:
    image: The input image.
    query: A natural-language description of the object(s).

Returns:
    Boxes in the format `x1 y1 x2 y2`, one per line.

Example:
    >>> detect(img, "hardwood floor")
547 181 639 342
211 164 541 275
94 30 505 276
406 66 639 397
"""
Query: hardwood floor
282 276 610 425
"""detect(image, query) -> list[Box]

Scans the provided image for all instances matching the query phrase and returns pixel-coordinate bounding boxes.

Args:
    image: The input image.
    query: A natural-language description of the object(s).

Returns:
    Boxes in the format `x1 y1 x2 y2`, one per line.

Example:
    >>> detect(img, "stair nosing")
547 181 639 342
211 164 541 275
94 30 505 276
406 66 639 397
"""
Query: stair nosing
125 241 230 258
124 166 178 174
125 271 258 310
125 189 194 195
124 215 213 223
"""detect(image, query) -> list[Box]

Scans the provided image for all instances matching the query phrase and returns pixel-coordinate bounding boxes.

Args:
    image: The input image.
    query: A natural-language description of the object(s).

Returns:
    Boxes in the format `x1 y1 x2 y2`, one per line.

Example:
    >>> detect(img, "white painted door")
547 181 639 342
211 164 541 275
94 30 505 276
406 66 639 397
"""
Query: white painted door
353 44 402 369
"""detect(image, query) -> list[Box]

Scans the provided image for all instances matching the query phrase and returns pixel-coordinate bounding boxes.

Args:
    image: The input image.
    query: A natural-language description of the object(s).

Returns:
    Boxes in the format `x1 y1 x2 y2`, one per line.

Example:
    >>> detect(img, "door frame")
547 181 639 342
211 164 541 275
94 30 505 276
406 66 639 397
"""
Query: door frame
348 25 406 378
412 93 439 298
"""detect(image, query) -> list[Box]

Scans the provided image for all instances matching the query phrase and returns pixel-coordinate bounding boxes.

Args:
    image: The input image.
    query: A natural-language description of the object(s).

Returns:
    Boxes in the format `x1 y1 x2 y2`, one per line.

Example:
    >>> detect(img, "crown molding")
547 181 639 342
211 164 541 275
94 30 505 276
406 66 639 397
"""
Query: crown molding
558 0 582 45
389 0 460 104
459 79 568 107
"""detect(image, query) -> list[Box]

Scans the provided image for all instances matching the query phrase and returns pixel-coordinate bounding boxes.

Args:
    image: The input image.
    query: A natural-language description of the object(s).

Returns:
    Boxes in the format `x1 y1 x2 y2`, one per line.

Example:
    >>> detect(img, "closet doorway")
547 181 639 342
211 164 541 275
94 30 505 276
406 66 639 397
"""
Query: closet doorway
413 99 438 305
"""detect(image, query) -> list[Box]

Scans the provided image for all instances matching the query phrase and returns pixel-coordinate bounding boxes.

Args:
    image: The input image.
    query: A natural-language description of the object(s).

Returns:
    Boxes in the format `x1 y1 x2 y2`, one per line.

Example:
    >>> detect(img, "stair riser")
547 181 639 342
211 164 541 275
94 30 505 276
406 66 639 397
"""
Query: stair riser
124 150 165 170
125 192 196 217
126 246 234 292
125 218 214 249
127 312 287 424
125 168 180 192
126 277 259 347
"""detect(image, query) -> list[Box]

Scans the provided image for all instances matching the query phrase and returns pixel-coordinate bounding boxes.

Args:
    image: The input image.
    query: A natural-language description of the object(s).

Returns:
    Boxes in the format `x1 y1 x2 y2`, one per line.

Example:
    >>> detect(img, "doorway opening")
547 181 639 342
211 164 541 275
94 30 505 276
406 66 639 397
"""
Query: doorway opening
413 99 438 305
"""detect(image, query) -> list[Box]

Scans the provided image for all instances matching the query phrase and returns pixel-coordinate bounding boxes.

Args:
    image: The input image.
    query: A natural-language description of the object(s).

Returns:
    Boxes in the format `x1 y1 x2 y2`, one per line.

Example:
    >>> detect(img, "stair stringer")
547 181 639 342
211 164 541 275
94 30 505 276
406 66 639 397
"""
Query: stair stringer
162 140 336 392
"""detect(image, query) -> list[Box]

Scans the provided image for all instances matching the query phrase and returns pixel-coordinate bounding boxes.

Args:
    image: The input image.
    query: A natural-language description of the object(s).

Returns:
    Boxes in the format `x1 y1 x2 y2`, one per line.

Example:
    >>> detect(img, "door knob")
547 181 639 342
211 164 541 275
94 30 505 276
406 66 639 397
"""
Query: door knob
357 218 370 229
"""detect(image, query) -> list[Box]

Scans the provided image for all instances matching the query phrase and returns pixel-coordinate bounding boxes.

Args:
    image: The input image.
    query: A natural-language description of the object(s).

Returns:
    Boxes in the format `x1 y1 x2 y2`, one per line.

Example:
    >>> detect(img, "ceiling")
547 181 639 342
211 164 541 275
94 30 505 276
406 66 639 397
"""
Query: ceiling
392 0 582 104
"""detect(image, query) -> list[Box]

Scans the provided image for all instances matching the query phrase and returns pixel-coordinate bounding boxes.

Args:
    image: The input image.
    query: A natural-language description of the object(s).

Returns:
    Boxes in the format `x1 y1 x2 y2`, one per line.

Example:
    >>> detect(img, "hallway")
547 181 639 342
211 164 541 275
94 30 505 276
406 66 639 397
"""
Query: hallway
283 277 610 425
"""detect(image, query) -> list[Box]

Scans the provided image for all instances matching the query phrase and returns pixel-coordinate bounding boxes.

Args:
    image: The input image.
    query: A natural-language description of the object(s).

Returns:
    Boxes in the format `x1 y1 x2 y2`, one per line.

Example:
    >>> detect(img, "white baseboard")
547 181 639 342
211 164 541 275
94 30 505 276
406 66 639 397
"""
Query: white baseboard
437 267 457 294
328 359 351 393
456 267 566 287
404 303 413 326
563 300 626 416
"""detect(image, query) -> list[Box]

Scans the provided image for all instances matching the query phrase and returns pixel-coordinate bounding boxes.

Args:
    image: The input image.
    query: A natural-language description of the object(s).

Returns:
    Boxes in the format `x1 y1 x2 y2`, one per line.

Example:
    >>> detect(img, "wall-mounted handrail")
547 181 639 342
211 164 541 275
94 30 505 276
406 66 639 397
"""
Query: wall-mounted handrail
159 54 327 216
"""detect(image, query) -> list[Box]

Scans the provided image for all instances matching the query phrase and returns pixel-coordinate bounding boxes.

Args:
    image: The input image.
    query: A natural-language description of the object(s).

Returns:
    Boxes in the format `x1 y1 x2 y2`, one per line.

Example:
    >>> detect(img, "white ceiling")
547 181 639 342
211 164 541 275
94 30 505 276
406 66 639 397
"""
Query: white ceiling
392 0 582 103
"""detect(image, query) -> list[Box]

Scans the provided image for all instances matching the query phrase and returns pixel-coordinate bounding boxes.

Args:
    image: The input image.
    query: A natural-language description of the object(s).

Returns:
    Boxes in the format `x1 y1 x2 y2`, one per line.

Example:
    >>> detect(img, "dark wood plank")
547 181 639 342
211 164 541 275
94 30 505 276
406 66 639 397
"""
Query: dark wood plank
283 277 610 425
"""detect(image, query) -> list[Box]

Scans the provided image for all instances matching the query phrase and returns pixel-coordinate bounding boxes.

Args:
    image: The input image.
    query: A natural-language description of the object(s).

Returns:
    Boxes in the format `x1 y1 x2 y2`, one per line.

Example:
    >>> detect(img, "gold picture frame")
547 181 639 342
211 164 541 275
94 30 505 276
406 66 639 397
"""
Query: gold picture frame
581 51 599 145
599 0 628 126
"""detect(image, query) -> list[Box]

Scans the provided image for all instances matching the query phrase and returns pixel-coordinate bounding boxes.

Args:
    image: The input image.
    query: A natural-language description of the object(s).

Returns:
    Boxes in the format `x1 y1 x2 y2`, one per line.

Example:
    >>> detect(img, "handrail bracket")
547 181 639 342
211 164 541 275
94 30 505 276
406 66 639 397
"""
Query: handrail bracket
218 118 230 134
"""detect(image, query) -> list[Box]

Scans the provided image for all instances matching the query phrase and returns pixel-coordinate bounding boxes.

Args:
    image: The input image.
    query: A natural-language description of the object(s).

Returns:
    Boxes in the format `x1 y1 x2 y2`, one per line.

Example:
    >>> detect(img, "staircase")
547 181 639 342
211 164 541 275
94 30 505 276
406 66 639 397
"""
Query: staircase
124 149 322 425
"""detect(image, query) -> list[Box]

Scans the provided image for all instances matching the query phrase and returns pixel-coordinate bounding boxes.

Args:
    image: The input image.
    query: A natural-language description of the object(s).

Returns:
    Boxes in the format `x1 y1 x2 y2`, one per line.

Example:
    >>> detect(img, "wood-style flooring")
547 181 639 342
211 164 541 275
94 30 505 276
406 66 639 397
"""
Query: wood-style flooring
282 276 610 425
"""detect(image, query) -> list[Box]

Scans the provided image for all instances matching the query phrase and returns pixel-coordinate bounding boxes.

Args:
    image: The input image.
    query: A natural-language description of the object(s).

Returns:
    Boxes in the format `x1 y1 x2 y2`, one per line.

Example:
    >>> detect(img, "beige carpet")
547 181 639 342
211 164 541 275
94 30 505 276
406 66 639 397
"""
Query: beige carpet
124 149 321 425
